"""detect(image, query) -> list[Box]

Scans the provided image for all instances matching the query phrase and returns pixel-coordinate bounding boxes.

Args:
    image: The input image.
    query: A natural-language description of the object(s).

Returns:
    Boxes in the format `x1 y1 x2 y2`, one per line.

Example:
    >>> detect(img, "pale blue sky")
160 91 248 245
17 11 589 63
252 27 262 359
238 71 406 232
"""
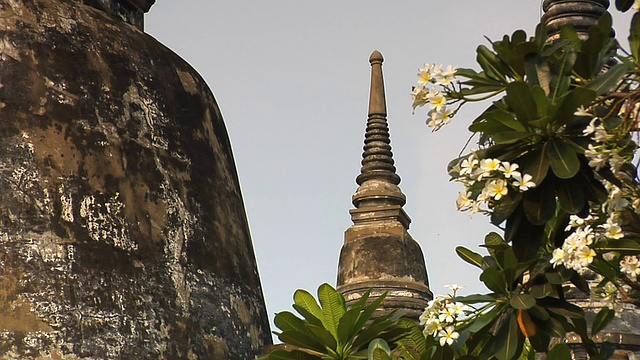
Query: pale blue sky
145 1 633 338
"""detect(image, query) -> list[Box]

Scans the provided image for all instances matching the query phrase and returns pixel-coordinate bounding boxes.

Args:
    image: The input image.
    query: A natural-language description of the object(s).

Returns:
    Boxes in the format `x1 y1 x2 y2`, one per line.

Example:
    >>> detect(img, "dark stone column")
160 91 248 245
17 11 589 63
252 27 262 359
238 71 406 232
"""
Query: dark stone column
0 0 271 358
542 0 611 41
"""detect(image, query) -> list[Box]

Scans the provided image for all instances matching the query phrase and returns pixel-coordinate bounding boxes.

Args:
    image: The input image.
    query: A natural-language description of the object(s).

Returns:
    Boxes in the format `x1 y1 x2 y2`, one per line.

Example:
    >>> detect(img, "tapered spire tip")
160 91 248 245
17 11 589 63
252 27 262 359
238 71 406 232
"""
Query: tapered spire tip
369 50 384 64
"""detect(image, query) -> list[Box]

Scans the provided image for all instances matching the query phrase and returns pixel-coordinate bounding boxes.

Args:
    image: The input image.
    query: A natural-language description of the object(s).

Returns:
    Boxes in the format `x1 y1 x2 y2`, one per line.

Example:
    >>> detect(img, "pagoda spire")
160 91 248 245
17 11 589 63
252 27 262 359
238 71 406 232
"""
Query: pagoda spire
336 51 431 321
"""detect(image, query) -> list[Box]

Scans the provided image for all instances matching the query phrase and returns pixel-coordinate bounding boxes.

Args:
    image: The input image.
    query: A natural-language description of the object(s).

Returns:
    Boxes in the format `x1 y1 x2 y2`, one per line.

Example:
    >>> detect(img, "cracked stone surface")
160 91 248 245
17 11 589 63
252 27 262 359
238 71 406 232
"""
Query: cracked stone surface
0 0 271 358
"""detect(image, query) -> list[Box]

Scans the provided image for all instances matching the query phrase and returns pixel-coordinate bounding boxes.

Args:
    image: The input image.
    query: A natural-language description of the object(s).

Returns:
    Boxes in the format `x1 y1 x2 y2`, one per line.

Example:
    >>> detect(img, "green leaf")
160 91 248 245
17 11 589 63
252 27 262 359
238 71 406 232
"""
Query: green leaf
546 138 580 179
485 109 527 132
491 192 523 226
523 177 556 225
456 246 485 269
523 144 550 186
495 312 521 360
586 63 631 95
630 12 640 62
317 283 345 338
453 294 497 304
528 331 550 353
294 289 324 324
543 298 584 319
592 307 615 336
337 307 362 344
505 81 537 124
554 87 596 127
278 330 326 354
477 45 509 82
395 319 427 358
367 339 392 360
557 177 586 214
525 54 551 95
467 307 502 333
594 239 640 252
528 304 550 321
550 48 577 104
267 349 323 360
547 343 571 360
307 324 337 350
349 292 388 345
510 294 536 310
480 267 507 295
617 0 635 12
530 282 554 299
275 311 307 332
531 85 550 119
493 131 534 145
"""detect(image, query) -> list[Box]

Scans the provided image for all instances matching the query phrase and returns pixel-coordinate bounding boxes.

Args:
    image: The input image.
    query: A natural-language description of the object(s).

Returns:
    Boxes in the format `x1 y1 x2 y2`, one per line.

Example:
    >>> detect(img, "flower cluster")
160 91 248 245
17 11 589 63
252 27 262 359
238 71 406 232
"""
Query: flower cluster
450 154 535 216
412 64 459 131
550 208 627 273
419 285 472 346
578 106 630 174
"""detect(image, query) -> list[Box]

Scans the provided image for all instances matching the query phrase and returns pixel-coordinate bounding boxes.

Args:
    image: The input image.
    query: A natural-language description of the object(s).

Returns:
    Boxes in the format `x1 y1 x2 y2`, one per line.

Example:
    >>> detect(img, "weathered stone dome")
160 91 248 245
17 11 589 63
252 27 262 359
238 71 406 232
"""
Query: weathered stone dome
0 0 271 358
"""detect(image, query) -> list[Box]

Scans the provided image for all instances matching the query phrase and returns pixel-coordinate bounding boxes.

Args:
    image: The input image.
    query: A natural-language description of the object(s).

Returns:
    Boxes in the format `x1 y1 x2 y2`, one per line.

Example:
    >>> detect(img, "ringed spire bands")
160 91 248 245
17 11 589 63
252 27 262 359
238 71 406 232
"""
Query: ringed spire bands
336 51 432 321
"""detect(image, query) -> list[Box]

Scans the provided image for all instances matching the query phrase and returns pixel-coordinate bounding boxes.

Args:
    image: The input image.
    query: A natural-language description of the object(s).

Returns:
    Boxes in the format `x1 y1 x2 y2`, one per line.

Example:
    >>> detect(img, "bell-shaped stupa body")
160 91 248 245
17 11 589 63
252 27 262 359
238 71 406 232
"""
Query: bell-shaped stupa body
0 0 271 358
336 51 432 321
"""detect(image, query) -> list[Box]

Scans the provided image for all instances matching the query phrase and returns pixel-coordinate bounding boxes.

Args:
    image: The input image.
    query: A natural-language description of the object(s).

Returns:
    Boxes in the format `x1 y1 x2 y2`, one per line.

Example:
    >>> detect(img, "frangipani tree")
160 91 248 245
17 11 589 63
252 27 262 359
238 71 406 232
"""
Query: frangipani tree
409 0 640 358
268 1 640 360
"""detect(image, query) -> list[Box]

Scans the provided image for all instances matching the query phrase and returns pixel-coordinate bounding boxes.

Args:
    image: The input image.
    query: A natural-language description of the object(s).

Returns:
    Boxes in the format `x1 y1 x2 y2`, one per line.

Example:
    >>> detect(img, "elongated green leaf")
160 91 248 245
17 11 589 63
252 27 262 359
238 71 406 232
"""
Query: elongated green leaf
557 177 586 214
293 305 323 328
547 343 571 360
531 85 550 118
594 239 640 251
529 331 551 353
617 0 635 11
525 54 551 95
275 311 307 333
505 81 537 124
485 109 526 132
317 283 345 338
491 192 523 226
456 246 485 269
543 299 584 319
592 307 615 337
477 45 508 82
550 48 577 104
523 144 550 185
523 178 556 225
586 63 630 95
631 12 640 62
267 349 323 360
510 294 536 310
395 319 427 358
546 138 580 179
467 307 502 333
453 294 496 304
528 304 550 321
351 292 387 337
554 87 596 127
480 267 507 295
294 289 324 323
337 307 361 345
368 339 392 360
278 330 326 354
431 344 455 360
352 315 399 350
530 283 554 299
495 313 520 360
493 131 534 145
307 324 337 350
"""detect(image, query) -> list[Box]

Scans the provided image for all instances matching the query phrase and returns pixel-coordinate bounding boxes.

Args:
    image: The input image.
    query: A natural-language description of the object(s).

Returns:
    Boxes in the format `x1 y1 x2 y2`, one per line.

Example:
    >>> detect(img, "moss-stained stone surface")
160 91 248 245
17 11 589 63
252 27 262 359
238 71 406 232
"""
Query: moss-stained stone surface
0 0 272 358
